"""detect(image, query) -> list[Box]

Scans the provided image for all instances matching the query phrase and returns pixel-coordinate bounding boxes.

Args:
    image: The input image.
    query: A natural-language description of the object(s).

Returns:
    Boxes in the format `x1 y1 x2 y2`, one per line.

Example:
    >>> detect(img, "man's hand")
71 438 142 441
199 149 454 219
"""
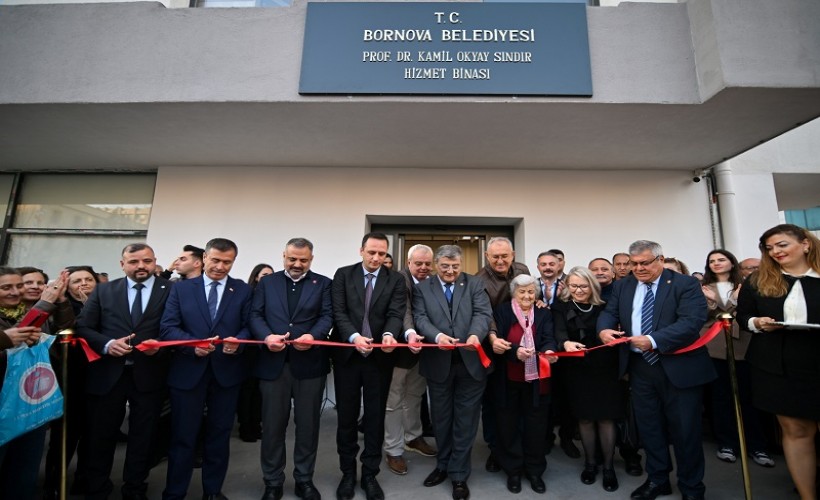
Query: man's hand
406 331 423 354
109 333 136 357
3 326 41 347
292 333 314 351
629 335 653 352
222 336 240 355
599 329 624 344
437 334 457 350
194 335 219 357
381 335 397 353
353 335 373 355
462 334 480 351
265 333 290 352
492 336 512 354
167 258 178 273
563 340 585 352
516 346 534 361
543 349 558 364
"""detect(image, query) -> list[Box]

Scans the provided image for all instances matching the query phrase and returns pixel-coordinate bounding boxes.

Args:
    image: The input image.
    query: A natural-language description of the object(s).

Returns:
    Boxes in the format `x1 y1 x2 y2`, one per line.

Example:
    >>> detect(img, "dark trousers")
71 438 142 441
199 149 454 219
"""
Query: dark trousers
630 354 706 498
0 424 48 500
546 362 576 444
259 364 325 487
84 368 166 500
163 368 242 500
494 380 550 478
428 363 486 482
333 354 392 478
709 358 768 452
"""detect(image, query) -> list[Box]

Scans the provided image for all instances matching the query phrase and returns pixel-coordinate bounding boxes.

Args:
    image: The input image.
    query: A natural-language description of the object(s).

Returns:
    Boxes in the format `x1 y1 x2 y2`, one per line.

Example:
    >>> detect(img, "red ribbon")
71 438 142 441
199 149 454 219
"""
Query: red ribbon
61 335 101 362
135 338 493 369
673 319 729 354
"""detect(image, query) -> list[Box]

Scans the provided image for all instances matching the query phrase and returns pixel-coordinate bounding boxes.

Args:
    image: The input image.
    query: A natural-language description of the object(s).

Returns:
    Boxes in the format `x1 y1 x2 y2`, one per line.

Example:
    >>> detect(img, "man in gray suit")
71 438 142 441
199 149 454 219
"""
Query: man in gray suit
412 245 492 500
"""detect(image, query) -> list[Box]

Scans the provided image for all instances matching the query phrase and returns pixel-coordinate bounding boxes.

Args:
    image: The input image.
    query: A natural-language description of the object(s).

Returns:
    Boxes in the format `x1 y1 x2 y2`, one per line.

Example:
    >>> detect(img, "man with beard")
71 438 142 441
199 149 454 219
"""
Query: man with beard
536 251 565 306
249 238 333 500
161 245 204 281
76 243 172 500
588 258 616 302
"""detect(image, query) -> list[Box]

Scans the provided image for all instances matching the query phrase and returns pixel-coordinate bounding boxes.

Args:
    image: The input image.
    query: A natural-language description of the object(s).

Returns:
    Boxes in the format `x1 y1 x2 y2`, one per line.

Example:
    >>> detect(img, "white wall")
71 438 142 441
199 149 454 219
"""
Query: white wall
147 166 715 279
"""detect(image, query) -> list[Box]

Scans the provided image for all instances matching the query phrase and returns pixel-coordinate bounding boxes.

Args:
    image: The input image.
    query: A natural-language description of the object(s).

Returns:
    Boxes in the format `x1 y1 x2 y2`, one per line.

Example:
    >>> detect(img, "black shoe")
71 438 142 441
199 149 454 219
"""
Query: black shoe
560 439 581 459
506 475 521 494
630 480 672 500
202 494 228 500
602 468 619 492
581 463 598 484
624 456 643 476
452 481 470 500
360 476 384 500
485 454 501 472
295 481 321 500
336 475 356 500
423 468 448 487
526 474 546 494
262 485 283 500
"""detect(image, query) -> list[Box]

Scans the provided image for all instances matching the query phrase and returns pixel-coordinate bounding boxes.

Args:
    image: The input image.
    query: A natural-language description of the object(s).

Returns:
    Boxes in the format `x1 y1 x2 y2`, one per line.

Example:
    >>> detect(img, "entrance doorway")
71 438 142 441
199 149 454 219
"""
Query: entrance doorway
371 223 515 275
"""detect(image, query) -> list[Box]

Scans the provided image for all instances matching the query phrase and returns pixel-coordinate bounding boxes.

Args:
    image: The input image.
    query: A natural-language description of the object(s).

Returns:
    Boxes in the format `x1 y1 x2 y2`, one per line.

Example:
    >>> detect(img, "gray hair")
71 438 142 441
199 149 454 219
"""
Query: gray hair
629 240 663 258
286 237 314 252
406 244 433 261
509 274 541 299
486 236 514 249
435 245 463 261
558 266 605 306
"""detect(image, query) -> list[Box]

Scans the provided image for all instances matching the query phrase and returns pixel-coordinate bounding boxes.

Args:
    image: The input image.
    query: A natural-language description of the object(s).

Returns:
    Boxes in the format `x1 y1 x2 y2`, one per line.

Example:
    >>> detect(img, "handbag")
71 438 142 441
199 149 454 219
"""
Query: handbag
0 335 64 447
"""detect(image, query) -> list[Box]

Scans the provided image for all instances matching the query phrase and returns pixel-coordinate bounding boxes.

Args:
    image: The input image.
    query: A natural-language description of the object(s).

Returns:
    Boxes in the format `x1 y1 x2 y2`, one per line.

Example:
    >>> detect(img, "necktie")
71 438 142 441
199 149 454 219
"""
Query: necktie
131 283 145 327
444 283 453 305
640 283 660 365
208 281 220 320
361 273 374 339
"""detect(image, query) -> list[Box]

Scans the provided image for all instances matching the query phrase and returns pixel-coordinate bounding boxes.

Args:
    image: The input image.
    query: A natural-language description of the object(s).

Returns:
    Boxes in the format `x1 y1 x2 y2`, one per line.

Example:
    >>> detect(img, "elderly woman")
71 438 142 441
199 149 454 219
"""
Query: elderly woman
552 266 622 492
491 274 557 495
737 224 820 500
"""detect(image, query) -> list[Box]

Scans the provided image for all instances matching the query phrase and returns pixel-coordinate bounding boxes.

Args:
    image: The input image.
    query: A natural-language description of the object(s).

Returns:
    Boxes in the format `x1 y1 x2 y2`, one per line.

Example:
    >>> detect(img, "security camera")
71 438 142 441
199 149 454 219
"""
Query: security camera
692 176 702 183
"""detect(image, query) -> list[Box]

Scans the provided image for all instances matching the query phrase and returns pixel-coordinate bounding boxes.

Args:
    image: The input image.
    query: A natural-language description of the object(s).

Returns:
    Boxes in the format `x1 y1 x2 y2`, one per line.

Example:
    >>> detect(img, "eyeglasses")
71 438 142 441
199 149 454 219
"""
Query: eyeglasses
629 256 659 268
437 264 461 271
568 284 590 290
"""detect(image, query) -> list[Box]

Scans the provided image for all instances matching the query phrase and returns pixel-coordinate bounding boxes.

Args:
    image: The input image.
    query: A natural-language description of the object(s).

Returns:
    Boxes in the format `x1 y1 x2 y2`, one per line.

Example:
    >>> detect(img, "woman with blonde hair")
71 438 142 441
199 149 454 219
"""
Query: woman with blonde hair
737 224 820 499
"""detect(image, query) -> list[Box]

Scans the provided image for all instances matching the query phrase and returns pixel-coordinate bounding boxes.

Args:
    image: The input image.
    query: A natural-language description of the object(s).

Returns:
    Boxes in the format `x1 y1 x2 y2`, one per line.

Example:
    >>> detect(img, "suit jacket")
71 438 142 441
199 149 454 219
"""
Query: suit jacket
394 268 421 370
248 270 333 380
160 275 252 390
412 273 492 383
596 268 715 389
76 277 172 396
330 263 406 368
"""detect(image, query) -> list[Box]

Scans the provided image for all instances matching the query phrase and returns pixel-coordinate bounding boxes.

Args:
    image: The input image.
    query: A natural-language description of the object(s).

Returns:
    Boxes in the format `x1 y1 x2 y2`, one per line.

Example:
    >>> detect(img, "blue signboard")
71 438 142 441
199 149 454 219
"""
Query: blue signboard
299 2 592 96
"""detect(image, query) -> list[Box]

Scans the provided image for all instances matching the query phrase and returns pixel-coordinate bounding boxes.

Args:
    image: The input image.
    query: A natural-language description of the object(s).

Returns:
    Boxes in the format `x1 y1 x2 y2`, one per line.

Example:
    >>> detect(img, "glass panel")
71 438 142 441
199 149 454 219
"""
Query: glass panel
6 234 145 279
13 174 155 230
0 174 14 220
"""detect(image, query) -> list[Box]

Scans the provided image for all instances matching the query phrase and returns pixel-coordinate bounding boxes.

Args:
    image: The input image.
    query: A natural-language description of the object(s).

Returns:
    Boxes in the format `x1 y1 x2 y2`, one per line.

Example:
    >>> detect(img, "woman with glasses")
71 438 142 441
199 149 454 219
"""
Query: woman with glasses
700 249 774 468
737 224 820 500
553 266 623 492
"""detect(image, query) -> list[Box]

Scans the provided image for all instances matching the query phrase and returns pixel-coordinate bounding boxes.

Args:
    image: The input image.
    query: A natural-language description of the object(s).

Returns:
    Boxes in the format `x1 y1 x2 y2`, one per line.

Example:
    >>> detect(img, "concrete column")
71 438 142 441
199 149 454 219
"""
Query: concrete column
714 161 743 255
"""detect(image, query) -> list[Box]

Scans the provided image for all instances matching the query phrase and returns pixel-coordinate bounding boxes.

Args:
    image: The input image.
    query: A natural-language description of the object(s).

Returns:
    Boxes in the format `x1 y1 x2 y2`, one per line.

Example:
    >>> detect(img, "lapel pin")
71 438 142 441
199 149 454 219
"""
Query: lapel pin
460 283 464 286
666 280 671 284
229 288 234 292
312 280 317 284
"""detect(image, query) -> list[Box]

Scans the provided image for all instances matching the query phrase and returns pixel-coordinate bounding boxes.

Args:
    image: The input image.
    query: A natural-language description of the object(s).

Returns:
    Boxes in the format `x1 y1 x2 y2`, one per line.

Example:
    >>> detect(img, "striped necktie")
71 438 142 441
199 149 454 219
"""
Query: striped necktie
640 283 660 365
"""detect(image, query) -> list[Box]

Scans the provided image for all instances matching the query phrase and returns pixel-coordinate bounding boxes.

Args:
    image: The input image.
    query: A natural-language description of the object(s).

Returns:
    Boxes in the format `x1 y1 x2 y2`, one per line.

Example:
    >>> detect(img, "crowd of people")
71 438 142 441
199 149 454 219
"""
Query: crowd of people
0 224 818 500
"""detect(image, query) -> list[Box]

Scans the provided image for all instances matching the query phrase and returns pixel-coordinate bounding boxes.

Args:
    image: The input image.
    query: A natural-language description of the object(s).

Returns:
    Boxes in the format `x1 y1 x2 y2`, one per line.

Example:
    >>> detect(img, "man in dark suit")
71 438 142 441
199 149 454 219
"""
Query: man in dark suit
249 237 332 500
331 232 406 500
159 238 252 500
383 244 437 475
597 240 714 500
413 244 492 500
76 243 172 500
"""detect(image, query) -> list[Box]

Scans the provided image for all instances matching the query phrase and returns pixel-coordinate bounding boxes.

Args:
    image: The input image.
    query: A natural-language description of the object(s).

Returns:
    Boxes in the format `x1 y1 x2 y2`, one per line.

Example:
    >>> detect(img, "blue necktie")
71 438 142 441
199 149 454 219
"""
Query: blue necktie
444 283 453 305
641 283 660 365
131 283 145 327
361 273 374 339
208 281 220 320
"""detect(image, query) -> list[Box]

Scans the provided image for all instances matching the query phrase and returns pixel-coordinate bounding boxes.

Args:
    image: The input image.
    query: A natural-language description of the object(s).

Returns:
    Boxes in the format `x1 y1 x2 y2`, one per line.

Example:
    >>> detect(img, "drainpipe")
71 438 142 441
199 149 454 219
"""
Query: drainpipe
713 161 742 254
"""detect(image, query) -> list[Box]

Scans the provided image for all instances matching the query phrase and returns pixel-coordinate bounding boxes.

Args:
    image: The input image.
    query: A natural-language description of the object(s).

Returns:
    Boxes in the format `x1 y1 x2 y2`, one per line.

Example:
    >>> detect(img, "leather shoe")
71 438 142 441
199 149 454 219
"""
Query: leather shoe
506 475 521 494
526 474 546 494
405 437 437 457
360 476 384 500
202 494 228 500
336 474 356 500
602 468 619 492
261 485 283 500
424 468 448 487
295 481 321 500
560 439 581 459
625 456 643 476
581 463 598 484
386 454 408 475
452 481 470 500
485 454 501 472
630 480 672 500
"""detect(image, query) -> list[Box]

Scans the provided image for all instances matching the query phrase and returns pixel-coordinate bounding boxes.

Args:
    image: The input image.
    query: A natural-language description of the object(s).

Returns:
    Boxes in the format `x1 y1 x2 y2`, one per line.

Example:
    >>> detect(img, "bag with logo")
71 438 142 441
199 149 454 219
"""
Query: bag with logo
0 335 64 447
